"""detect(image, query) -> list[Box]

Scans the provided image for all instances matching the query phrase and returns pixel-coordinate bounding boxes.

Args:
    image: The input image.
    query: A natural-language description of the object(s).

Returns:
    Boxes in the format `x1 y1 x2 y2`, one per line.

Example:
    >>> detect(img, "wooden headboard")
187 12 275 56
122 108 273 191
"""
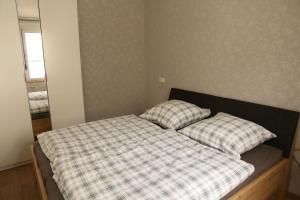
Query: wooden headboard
169 88 299 158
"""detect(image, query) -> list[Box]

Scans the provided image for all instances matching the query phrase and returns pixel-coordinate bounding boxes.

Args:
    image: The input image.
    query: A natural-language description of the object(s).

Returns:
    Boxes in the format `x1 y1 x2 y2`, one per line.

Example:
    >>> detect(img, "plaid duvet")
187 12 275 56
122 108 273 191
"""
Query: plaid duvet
29 99 49 114
38 115 254 200
28 91 48 100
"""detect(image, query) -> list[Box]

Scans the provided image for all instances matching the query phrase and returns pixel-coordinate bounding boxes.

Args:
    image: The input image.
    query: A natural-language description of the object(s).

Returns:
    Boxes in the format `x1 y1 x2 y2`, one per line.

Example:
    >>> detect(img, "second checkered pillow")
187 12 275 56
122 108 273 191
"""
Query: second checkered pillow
178 112 276 158
140 100 210 130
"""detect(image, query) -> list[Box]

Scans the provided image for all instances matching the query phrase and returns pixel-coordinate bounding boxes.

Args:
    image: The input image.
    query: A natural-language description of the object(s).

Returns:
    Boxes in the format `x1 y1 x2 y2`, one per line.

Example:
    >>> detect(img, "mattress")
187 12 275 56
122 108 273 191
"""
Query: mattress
33 142 282 200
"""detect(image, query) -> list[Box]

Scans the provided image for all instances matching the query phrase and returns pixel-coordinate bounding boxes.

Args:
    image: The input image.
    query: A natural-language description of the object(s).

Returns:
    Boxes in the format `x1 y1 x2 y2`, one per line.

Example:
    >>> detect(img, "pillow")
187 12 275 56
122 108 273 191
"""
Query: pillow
140 100 210 130
178 112 276 158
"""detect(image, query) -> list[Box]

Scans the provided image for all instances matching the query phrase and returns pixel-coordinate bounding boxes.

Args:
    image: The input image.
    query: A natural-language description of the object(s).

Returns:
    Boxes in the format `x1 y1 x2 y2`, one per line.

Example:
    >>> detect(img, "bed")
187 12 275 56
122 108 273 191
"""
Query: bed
28 91 51 136
28 91 50 120
31 88 299 200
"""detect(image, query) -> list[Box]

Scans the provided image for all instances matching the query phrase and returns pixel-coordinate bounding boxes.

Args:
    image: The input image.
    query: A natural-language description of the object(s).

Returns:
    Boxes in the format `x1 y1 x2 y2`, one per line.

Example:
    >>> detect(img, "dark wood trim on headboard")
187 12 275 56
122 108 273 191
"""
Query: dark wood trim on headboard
169 88 299 158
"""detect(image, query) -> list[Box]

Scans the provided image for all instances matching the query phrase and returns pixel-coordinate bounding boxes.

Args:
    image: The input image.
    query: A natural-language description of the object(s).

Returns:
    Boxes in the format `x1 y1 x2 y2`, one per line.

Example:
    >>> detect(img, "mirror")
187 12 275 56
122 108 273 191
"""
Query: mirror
15 0 52 139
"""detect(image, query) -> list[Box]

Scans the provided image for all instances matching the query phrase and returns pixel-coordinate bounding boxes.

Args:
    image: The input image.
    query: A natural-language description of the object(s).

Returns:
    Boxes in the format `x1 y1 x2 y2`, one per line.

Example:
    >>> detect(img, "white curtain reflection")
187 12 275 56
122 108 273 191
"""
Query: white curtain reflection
24 32 45 79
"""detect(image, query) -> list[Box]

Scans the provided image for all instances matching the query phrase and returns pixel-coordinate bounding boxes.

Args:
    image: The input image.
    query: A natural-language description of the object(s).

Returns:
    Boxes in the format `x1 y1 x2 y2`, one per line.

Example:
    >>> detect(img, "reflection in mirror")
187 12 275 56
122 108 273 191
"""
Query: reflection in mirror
16 0 52 139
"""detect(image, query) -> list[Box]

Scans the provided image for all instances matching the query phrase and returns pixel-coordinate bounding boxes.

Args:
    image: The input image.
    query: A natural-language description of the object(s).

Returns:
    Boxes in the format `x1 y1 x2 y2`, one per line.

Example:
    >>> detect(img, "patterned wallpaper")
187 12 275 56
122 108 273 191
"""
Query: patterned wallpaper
145 0 300 195
77 0 145 121
76 0 300 195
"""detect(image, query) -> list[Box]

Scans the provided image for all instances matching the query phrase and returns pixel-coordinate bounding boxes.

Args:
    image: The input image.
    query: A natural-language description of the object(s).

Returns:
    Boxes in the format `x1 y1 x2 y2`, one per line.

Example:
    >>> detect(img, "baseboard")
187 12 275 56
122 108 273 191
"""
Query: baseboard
288 192 300 200
0 160 32 171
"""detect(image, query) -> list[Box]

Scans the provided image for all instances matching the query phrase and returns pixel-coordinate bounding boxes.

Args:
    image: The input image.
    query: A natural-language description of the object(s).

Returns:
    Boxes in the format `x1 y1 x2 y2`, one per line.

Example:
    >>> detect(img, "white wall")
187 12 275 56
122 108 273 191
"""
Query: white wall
0 0 33 170
39 0 85 129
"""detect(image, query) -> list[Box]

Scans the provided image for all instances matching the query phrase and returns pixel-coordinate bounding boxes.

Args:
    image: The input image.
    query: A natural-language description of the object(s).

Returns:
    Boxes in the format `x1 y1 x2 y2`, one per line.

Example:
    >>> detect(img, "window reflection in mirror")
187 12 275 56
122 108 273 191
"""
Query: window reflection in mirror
16 0 52 139
24 32 46 79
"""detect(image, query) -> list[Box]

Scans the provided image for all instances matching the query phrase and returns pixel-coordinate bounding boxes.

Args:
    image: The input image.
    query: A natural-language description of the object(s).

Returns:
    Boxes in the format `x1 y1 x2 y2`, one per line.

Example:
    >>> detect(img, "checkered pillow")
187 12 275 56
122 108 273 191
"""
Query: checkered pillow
140 100 210 130
178 112 276 158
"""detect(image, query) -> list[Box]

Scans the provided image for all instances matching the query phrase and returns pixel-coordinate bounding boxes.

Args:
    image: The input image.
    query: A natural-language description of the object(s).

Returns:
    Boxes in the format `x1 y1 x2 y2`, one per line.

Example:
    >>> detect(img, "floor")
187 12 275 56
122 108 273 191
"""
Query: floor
0 164 40 200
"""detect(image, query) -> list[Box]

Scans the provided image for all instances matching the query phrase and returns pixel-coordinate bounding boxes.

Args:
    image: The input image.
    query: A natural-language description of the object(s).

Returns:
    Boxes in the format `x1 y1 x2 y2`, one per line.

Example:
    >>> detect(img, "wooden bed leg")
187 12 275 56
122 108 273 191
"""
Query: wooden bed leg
275 157 293 200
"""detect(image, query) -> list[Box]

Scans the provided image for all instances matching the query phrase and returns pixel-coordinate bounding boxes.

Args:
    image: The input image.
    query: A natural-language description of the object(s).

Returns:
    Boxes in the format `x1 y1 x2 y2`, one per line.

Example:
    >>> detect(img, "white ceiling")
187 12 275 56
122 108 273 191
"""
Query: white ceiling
16 0 40 19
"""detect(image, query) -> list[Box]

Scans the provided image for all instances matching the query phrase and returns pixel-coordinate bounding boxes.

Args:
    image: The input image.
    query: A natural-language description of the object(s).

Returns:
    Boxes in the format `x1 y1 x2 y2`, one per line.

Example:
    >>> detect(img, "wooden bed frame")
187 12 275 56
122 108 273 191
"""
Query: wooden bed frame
31 88 300 200
31 146 48 200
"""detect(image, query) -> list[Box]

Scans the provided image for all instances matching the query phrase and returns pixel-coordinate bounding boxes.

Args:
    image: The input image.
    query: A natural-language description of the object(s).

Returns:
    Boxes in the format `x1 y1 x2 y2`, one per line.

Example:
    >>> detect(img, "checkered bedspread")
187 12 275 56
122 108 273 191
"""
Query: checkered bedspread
38 115 254 200
28 91 48 100
29 99 49 114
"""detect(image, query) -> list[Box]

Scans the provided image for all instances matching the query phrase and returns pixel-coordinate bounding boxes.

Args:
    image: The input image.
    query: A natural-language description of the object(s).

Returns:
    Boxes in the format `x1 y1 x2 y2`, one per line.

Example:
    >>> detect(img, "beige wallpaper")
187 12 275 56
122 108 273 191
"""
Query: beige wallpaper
145 0 300 195
77 0 300 194
77 0 145 121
